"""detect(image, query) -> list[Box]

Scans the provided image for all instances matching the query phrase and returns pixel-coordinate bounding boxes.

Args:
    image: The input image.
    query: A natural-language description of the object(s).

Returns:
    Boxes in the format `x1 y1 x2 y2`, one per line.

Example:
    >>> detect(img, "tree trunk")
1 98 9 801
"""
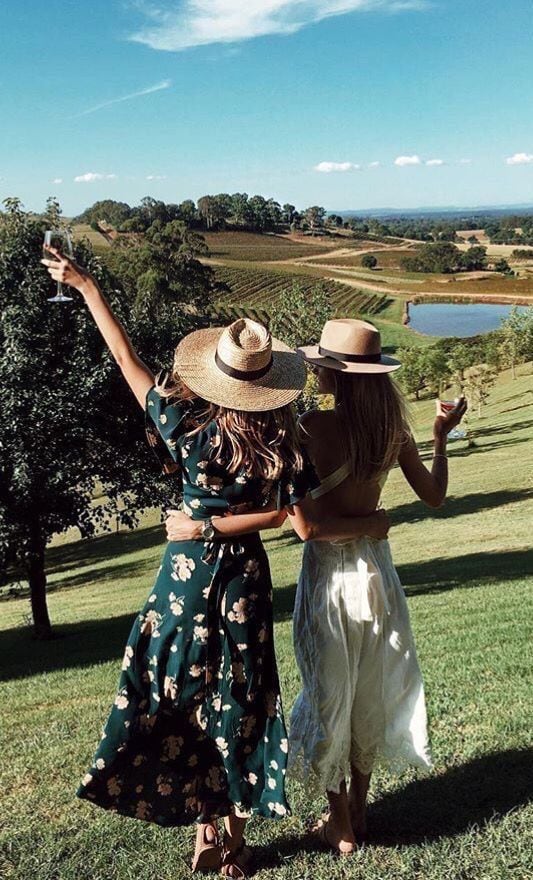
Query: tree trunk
27 519 52 640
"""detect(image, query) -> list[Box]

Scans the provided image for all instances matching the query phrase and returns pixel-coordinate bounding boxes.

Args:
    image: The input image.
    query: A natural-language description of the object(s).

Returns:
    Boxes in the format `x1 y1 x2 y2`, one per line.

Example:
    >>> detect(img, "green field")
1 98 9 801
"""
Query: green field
202 231 330 262
305 248 418 269
1 365 532 880
72 224 111 250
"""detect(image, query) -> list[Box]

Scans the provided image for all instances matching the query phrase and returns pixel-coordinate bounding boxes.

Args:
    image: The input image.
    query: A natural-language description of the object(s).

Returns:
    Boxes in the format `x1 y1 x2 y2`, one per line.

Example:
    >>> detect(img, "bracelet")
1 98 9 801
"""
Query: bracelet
434 453 448 460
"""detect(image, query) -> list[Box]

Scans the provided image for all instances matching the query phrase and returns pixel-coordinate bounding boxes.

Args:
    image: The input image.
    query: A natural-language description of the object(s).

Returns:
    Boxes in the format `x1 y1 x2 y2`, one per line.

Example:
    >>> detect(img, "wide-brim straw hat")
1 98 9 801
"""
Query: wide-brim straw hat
174 318 307 411
298 318 401 374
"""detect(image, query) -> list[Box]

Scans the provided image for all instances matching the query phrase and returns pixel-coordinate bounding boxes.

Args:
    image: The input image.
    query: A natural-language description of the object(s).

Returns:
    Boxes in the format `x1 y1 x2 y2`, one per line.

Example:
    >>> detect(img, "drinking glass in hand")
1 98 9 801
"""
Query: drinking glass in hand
437 398 466 440
43 230 73 302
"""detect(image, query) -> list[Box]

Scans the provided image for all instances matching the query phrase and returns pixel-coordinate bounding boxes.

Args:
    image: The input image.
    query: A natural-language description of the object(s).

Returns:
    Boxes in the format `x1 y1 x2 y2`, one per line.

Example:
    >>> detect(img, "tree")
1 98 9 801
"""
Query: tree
463 364 497 417
458 245 487 271
493 258 511 273
446 342 476 386
104 220 217 315
396 347 429 400
303 206 326 234
402 242 460 274
269 283 333 412
361 254 378 270
425 346 452 395
76 199 132 229
0 198 209 639
282 204 297 225
498 306 533 378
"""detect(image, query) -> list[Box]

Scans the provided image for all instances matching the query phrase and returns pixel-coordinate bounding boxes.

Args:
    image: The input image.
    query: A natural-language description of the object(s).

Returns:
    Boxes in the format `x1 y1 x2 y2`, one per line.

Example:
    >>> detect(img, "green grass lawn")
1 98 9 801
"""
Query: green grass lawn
1 368 532 880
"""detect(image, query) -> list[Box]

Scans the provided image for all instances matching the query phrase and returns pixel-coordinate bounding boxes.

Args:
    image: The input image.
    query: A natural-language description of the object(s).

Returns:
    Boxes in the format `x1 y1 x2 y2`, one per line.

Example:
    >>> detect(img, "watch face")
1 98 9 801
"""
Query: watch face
203 523 215 540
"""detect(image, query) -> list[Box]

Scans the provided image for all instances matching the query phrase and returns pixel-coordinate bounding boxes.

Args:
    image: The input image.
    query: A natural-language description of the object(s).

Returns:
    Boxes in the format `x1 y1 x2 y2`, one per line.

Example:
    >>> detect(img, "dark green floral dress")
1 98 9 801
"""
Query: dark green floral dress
77 387 315 826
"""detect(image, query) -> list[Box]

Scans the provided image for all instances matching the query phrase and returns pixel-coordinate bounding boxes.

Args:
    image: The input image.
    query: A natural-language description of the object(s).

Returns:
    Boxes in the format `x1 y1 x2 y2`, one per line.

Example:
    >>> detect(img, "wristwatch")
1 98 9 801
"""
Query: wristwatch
201 518 216 541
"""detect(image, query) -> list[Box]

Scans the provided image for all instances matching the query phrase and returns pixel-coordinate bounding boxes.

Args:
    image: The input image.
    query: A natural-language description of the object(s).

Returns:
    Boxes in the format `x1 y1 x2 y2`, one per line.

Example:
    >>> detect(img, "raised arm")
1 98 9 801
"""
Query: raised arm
398 397 467 508
42 248 154 407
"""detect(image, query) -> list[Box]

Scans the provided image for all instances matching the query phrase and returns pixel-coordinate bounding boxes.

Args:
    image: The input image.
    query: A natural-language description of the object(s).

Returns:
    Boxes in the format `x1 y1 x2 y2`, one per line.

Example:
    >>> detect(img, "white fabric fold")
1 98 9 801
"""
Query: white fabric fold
288 537 432 793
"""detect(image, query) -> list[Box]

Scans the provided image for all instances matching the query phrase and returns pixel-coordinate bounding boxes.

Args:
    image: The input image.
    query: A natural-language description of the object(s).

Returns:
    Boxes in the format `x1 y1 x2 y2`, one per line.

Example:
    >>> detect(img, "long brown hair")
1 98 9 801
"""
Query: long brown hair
332 371 410 481
157 374 303 481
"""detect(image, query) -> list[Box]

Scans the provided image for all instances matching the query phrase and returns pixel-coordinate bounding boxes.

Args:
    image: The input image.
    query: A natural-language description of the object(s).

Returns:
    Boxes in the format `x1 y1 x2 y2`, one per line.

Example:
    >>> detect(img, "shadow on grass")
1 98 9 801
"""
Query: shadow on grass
369 747 533 845
398 547 533 596
0 612 136 683
253 748 532 867
389 488 533 526
415 417 533 452
45 525 165 577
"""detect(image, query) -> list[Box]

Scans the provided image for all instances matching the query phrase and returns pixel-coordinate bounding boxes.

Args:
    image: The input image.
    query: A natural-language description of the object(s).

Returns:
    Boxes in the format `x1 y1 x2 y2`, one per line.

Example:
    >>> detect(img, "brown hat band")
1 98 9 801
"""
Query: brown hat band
318 345 382 364
215 350 274 381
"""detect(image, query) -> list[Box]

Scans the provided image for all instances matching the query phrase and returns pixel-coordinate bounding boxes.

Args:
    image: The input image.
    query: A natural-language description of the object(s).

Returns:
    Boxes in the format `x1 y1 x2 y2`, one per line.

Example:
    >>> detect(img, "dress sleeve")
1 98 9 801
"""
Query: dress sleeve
277 448 320 509
145 385 188 476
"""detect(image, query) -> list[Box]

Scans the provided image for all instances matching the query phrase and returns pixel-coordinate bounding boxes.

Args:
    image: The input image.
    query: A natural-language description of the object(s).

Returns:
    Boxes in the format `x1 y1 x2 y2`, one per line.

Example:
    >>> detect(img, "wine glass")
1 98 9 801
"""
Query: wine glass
437 398 466 441
43 229 73 303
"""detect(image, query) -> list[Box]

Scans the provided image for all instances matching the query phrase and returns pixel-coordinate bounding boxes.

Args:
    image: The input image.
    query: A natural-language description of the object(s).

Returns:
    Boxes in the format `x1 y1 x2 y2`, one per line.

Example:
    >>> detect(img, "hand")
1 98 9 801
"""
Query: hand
365 509 390 540
41 246 93 294
165 509 202 542
434 396 467 439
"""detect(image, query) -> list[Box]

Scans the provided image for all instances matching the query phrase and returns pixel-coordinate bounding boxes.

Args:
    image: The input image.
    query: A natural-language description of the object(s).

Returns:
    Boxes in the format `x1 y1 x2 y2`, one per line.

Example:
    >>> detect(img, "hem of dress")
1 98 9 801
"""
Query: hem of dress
288 745 433 796
76 789 291 827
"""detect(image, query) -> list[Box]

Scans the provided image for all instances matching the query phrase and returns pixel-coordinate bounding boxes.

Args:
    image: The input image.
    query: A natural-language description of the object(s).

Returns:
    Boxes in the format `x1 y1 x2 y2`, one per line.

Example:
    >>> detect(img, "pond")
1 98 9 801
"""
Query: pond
408 302 529 337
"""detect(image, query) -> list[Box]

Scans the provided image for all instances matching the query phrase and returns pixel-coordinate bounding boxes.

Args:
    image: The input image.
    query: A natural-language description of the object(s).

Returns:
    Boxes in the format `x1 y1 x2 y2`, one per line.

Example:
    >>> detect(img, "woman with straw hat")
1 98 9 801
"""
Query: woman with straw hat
43 253 389 877
168 317 467 855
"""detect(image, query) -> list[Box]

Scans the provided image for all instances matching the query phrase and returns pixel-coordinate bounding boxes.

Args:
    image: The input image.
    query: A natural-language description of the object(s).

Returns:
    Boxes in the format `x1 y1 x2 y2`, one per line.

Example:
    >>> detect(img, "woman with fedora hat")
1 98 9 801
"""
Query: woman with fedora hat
169 317 467 856
42 252 389 876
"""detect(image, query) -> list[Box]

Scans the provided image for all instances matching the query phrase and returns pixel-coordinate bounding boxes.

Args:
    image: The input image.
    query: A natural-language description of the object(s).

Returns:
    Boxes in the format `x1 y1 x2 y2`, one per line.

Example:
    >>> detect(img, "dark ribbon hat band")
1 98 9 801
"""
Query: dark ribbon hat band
318 345 382 364
215 350 273 381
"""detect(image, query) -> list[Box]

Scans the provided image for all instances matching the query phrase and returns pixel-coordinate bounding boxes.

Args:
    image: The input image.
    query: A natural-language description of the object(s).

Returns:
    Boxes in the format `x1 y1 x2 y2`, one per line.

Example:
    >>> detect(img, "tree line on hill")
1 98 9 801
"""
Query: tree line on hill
346 213 533 247
76 196 334 236
400 242 512 274
77 198 533 248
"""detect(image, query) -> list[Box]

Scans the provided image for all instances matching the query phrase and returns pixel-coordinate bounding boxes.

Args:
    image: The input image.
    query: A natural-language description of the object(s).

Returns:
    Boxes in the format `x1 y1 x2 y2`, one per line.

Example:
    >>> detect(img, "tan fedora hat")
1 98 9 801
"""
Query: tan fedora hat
298 318 401 373
174 318 306 411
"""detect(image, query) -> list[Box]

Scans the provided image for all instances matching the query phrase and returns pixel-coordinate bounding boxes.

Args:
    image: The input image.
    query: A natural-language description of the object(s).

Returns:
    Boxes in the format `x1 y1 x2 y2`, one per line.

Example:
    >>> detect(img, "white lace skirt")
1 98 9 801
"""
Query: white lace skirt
288 538 432 793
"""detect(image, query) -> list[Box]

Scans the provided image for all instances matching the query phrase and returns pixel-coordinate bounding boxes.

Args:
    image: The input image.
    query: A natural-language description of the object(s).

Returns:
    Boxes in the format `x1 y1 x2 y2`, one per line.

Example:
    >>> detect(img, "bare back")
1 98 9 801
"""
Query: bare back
300 410 387 517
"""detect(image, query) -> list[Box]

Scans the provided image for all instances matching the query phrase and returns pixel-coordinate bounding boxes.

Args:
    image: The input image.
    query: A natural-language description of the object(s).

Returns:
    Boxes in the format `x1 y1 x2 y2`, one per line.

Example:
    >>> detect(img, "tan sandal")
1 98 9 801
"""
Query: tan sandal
314 819 355 857
191 823 222 873
220 840 254 878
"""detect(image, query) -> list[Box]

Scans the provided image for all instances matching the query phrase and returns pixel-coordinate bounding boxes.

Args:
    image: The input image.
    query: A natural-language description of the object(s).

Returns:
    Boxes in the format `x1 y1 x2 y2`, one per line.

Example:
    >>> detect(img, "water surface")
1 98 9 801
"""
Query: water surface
409 302 528 337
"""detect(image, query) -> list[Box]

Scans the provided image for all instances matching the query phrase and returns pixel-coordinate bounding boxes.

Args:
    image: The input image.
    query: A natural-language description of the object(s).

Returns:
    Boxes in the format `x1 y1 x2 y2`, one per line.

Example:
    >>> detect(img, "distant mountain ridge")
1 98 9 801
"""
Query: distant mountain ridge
335 203 533 219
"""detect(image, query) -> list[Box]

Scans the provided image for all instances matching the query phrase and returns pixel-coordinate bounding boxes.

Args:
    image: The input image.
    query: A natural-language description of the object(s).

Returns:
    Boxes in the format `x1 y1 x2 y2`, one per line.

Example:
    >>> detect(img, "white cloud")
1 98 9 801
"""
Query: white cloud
75 80 172 117
314 161 359 173
506 152 533 166
74 172 117 183
52 178 63 184
458 158 472 165
394 154 422 167
146 174 167 180
130 1 428 52
368 160 381 168
425 158 444 166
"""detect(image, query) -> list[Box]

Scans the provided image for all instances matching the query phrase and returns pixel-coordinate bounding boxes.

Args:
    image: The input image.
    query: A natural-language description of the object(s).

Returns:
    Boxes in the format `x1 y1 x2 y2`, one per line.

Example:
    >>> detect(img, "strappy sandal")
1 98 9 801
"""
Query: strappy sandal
314 819 355 857
220 839 254 878
191 823 222 873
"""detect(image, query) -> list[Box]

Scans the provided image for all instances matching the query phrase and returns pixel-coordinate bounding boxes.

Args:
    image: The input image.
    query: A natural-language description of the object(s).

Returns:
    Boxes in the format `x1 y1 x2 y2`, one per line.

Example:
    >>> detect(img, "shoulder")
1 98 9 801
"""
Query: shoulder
298 408 335 439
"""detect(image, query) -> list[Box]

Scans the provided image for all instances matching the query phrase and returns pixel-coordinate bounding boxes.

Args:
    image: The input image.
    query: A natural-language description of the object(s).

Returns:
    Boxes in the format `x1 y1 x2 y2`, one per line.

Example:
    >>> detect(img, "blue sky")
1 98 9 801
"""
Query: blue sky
1 0 533 216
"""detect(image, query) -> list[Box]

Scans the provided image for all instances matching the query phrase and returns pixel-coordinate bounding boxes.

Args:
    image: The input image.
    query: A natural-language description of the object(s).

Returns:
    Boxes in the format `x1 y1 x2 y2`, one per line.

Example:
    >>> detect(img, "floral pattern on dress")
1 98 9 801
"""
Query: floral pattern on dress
77 386 318 827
